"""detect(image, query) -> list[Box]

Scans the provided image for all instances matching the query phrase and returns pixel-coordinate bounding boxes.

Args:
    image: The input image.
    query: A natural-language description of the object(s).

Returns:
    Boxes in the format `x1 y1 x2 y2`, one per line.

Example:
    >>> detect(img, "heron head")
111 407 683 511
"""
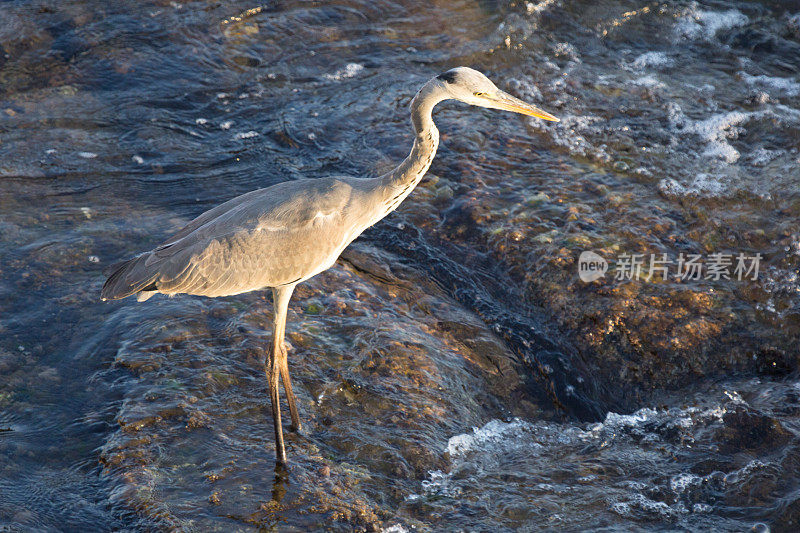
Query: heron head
436 67 559 122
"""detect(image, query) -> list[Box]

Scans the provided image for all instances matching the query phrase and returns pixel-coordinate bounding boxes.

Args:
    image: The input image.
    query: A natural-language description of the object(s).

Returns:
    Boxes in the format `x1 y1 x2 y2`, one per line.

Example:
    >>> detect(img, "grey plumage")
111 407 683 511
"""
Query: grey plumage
102 177 378 301
102 67 558 467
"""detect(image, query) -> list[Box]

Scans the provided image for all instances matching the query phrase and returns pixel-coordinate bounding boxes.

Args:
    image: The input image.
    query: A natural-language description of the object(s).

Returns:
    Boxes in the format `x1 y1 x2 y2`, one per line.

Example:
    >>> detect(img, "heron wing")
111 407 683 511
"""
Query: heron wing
102 178 359 300
159 187 269 246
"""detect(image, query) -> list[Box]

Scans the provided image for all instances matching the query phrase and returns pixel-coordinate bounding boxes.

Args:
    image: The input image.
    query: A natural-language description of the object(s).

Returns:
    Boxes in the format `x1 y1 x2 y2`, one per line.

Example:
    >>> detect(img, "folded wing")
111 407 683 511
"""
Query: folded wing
101 178 358 301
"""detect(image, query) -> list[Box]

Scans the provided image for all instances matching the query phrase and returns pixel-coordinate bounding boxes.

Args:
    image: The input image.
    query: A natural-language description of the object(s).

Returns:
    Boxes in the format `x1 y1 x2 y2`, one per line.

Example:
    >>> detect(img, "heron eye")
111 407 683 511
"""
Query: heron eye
474 92 489 97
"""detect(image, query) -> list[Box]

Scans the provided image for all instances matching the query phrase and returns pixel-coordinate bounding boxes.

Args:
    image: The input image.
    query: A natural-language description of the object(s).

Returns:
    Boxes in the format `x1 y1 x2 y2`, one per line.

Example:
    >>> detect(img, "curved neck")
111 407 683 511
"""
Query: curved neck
375 79 448 214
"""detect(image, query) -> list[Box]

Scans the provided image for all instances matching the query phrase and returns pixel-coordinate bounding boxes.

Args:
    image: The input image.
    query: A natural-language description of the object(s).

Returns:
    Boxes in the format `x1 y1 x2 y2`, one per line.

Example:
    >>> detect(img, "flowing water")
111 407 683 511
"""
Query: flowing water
1 0 799 530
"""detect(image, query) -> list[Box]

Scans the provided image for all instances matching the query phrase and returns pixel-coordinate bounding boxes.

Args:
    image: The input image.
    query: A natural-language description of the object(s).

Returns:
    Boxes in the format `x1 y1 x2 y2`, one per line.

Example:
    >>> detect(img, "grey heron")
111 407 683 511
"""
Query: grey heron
101 67 559 466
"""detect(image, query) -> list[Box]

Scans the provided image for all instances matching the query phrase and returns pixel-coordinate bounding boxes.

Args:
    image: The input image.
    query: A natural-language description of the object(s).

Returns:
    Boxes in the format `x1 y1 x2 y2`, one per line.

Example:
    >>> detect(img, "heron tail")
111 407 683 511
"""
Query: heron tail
101 253 158 301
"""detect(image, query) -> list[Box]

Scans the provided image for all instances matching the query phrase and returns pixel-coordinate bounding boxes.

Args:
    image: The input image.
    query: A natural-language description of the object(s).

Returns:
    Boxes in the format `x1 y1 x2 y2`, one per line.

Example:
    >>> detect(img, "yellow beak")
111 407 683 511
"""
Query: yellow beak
492 92 560 122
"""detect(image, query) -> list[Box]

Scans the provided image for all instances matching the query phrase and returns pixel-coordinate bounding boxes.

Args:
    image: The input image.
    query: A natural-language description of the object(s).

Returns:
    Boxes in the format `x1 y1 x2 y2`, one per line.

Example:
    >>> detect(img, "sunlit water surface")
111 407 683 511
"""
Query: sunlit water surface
1 0 799 530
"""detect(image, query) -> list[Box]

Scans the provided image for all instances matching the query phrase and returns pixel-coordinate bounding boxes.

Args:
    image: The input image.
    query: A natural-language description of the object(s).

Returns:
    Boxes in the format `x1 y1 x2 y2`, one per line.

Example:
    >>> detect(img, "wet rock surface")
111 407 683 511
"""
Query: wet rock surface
1 0 799 530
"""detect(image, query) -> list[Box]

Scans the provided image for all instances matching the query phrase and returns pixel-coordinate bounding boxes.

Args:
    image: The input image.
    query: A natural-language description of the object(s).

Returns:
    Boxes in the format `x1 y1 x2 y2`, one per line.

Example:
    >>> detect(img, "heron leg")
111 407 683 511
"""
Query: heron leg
267 343 286 465
278 344 302 432
267 284 297 466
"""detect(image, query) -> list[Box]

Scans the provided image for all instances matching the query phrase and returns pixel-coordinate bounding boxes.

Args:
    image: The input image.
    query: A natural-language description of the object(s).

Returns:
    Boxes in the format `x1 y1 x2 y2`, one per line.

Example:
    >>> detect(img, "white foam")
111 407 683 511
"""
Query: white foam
669 473 701 493
692 112 750 163
526 0 558 16
658 174 727 198
631 75 664 88
417 392 773 526
553 42 579 61
407 469 463 501
132 155 145 165
676 9 748 40
324 63 364 81
740 72 800 97
505 78 543 102
668 104 755 164
234 130 259 139
601 407 659 428
195 118 208 125
78 151 98 159
220 120 234 130
689 111 748 139
702 142 741 163
749 148 780 167
382 525 409 533
420 469 461 497
446 418 532 457
632 51 673 70
530 113 611 163
612 493 688 518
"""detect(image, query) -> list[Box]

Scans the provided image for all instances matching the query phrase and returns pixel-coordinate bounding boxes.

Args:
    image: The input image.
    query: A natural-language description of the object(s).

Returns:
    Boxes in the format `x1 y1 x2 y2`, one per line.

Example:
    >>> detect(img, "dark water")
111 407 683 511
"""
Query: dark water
1 0 799 530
